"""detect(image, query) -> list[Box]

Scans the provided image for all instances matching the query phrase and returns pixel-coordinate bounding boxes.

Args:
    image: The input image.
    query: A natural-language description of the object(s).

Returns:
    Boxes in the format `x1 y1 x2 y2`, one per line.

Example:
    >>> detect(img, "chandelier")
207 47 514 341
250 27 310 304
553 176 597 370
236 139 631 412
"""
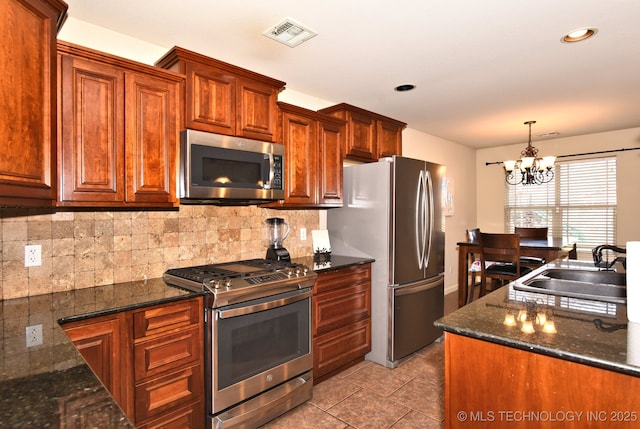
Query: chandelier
503 121 556 185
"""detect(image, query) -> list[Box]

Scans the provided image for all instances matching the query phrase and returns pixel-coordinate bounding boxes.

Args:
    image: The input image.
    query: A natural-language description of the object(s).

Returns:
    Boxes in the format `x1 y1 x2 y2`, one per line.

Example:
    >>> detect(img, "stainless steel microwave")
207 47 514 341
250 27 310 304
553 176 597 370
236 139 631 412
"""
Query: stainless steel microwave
179 129 284 205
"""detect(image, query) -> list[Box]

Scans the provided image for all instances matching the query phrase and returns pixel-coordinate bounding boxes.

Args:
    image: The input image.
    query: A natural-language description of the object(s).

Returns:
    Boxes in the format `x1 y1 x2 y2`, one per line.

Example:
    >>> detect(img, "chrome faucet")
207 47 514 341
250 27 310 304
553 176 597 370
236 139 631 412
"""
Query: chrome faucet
592 244 626 271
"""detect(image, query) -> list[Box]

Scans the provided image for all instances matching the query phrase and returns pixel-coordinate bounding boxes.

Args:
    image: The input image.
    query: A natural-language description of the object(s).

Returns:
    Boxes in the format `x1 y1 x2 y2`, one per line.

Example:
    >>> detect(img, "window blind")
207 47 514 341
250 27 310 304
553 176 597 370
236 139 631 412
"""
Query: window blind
505 156 616 259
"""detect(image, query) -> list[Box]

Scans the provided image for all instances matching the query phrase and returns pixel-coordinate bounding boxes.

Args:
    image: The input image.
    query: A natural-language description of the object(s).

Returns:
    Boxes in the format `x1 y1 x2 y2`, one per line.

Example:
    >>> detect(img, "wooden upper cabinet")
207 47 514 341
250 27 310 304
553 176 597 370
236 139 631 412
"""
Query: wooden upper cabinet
265 103 344 208
377 119 404 159
280 106 318 206
124 72 179 204
183 61 235 134
57 41 183 207
317 118 344 206
318 103 406 162
156 47 284 142
0 0 67 206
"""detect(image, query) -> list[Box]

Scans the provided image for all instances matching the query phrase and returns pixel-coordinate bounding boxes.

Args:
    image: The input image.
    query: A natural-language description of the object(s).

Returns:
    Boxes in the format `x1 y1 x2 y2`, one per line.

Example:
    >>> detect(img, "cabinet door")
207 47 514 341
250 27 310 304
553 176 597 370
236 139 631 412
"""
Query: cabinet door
313 264 372 381
0 0 65 205
345 110 376 161
184 61 235 134
58 55 126 203
317 119 344 207
376 120 403 158
124 71 179 205
63 315 128 411
237 77 279 142
280 110 318 206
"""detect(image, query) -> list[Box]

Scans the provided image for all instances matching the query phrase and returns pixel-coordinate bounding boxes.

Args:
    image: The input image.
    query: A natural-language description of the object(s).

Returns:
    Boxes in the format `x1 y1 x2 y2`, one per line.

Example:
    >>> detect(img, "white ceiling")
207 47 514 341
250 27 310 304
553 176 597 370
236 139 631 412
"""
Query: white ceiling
61 0 640 149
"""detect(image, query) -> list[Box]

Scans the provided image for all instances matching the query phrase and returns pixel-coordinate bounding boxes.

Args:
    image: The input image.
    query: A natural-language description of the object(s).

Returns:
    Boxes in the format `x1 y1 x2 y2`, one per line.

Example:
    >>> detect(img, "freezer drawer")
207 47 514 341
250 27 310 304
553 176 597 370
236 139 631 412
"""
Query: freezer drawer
389 275 444 363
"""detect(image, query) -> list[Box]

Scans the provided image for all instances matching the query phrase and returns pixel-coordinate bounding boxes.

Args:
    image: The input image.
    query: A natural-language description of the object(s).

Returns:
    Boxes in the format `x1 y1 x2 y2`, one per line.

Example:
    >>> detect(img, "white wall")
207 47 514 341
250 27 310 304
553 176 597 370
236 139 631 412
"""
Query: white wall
475 127 640 244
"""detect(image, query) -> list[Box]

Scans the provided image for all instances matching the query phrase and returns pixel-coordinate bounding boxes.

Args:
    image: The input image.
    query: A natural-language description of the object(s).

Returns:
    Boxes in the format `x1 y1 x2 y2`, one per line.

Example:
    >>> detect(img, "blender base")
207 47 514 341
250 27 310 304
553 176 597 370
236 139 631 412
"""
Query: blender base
266 247 291 262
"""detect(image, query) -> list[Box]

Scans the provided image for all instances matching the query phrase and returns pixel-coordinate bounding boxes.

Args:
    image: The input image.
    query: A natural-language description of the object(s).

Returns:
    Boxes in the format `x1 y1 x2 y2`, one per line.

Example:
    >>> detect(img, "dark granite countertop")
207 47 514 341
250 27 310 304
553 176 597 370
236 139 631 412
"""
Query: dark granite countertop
294 254 375 273
435 259 639 377
0 278 200 428
0 256 372 428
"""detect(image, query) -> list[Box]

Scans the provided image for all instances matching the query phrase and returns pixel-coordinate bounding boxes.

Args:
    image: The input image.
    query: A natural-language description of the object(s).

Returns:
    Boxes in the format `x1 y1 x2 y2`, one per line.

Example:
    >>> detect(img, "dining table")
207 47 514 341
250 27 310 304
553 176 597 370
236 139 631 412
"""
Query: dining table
456 237 577 307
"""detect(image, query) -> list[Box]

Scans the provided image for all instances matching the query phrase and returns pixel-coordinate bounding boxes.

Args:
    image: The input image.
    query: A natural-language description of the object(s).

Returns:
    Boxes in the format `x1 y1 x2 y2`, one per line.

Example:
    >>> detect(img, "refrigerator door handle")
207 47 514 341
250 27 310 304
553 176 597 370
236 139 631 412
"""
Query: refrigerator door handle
393 278 441 296
424 169 434 268
415 170 428 269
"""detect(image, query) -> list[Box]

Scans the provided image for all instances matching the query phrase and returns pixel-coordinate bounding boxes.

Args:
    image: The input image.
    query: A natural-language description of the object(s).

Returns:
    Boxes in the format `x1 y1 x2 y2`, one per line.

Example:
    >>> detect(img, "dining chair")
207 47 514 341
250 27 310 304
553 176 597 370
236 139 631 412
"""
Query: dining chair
465 228 481 304
478 232 533 298
514 227 548 268
514 226 548 239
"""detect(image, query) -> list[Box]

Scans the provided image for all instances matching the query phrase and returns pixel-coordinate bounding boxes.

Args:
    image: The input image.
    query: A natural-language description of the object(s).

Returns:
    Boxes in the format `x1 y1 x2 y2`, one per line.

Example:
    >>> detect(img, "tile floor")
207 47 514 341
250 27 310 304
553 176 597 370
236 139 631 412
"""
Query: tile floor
261 293 458 429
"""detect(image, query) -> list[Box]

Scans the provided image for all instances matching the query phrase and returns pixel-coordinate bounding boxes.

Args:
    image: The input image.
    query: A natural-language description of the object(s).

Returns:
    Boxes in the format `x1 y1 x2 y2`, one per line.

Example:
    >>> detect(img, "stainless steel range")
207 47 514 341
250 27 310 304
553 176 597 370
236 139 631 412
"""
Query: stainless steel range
164 259 316 429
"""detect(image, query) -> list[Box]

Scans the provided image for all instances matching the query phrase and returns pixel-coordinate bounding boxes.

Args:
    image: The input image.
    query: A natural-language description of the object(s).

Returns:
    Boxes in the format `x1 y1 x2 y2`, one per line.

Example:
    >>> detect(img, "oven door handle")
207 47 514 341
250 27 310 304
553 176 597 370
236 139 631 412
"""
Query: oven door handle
216 289 312 319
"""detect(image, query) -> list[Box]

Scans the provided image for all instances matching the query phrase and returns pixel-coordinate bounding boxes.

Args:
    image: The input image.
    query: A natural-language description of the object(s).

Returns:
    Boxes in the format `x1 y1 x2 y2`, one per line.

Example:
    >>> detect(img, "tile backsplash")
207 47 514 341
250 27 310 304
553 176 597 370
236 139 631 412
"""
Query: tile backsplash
0 206 319 300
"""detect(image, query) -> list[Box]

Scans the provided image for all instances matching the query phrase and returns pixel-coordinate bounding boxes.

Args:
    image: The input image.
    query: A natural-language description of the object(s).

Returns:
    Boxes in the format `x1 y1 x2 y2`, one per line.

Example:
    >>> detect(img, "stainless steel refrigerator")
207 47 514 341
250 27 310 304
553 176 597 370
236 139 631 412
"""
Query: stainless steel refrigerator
327 156 445 368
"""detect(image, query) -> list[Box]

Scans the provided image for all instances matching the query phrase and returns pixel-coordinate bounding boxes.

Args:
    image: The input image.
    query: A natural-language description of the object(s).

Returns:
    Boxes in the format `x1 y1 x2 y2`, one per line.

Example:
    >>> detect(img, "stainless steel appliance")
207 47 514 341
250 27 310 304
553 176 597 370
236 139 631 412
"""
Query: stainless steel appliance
179 129 284 205
163 259 316 429
328 156 445 368
265 217 291 261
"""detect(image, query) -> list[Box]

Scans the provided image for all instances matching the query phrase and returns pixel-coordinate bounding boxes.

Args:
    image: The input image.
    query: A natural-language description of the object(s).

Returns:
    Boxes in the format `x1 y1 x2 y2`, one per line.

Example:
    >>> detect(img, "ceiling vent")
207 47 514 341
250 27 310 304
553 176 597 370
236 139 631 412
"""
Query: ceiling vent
263 18 317 48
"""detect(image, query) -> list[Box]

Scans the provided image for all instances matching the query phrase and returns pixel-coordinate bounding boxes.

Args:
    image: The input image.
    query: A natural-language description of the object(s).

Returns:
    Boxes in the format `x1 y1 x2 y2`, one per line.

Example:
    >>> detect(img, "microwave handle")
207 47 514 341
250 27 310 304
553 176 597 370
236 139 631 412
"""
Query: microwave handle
265 153 275 190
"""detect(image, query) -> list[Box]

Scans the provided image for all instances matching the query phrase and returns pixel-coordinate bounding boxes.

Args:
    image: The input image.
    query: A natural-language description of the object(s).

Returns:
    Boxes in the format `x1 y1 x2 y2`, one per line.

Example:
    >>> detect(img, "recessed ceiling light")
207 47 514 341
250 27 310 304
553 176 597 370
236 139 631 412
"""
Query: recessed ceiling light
263 18 317 48
561 27 598 43
394 84 416 92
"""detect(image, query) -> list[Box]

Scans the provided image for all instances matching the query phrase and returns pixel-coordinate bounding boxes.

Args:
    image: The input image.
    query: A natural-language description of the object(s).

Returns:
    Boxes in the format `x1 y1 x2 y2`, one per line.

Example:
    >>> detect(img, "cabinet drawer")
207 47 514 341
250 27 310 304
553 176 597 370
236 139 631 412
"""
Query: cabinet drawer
135 365 203 423
314 282 370 336
134 299 201 339
139 400 204 429
314 319 371 378
135 326 201 382
315 264 371 295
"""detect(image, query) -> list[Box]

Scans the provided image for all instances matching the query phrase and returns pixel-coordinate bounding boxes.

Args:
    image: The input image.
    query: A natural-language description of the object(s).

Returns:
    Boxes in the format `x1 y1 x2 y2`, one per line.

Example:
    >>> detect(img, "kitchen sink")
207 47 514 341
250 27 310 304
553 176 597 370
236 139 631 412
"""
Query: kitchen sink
513 269 626 304
541 268 626 286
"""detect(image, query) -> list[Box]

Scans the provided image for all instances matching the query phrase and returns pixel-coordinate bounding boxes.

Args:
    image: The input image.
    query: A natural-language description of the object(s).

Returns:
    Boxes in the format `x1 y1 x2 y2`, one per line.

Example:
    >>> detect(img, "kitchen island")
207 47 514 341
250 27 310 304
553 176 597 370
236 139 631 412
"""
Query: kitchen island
436 259 639 429
0 255 372 428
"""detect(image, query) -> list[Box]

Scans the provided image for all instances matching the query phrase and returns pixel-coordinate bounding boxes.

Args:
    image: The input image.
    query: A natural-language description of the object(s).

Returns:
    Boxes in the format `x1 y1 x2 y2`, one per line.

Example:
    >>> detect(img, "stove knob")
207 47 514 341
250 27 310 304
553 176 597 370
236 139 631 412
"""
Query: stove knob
302 265 309 275
285 269 293 278
209 279 220 289
295 267 301 276
223 279 232 288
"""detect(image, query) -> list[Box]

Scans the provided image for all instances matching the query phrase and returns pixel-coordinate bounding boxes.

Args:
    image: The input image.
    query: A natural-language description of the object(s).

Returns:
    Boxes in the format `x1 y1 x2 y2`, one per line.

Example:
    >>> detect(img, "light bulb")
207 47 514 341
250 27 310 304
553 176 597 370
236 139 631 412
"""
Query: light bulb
503 160 517 172
542 320 557 334
521 319 535 334
521 157 535 169
504 313 517 327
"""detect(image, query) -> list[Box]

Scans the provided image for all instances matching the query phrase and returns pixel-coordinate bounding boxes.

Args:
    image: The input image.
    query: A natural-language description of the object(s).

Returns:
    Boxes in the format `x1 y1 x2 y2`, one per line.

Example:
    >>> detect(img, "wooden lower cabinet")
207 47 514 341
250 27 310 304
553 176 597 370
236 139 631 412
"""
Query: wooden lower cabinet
62 297 204 429
313 264 372 382
445 333 640 429
62 313 129 410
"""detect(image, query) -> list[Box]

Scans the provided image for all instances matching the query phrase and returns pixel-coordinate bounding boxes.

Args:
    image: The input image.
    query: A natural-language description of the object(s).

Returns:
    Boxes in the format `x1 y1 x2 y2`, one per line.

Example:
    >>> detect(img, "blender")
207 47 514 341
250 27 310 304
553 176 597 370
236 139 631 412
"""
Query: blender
265 217 291 261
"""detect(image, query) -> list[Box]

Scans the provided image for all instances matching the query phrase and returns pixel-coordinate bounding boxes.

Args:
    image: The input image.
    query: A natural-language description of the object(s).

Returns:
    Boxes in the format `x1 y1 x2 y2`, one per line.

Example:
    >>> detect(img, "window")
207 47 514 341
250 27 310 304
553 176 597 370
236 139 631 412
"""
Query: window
505 157 616 259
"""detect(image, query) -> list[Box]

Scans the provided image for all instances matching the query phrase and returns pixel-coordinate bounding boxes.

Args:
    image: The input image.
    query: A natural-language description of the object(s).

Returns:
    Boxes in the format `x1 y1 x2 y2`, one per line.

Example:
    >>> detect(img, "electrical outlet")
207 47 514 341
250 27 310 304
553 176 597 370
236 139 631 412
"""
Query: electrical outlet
26 324 43 347
24 244 42 267
300 227 307 241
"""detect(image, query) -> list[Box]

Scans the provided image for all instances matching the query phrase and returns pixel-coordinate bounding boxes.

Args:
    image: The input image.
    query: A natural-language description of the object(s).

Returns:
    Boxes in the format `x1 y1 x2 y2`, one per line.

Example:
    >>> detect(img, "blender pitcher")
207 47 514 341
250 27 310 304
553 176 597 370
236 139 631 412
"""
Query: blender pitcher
265 217 291 261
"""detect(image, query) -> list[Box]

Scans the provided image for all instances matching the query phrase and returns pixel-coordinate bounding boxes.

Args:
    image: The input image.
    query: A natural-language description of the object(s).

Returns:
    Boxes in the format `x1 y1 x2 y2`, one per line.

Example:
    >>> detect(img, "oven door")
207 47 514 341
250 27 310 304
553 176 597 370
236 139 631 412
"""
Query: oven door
210 287 312 414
